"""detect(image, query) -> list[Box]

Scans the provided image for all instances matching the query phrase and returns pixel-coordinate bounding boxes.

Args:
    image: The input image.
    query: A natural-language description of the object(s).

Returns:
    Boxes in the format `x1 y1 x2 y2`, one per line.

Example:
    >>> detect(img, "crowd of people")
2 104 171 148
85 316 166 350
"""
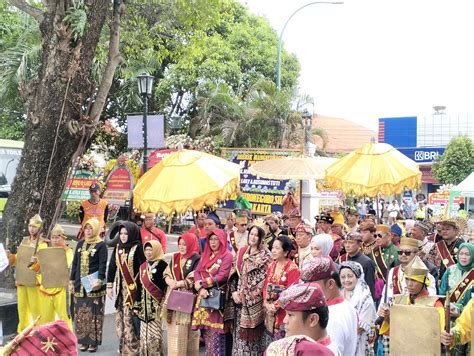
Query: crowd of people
4 190 474 355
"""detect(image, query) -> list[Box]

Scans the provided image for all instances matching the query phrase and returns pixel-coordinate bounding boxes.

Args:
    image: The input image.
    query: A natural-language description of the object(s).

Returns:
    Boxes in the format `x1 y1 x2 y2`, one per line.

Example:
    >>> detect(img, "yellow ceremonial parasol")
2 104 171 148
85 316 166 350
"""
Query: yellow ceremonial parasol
248 156 337 180
324 142 421 196
133 149 240 215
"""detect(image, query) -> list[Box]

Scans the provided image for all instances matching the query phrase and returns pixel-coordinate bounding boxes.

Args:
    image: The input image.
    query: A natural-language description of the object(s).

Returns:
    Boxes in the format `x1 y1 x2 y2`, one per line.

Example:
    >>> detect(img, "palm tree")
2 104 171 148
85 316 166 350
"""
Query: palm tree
0 10 41 109
249 80 296 148
191 83 252 146
311 127 328 150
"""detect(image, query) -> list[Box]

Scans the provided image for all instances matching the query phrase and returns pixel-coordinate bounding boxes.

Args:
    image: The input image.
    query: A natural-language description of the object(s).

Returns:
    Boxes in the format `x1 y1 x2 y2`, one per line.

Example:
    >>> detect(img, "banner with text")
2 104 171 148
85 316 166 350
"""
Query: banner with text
103 166 133 206
62 170 97 201
147 148 176 170
221 148 300 215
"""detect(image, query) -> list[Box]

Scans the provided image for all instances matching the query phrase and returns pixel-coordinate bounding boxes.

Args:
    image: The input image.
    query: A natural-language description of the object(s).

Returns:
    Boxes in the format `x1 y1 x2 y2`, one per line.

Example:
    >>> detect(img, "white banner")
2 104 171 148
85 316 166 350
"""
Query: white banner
127 114 164 149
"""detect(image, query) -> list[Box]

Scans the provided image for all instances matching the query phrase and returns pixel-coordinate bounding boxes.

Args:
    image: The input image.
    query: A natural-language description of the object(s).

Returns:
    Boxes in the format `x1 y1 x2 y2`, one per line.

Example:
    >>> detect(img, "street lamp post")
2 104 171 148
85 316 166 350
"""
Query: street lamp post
137 73 154 173
170 116 182 135
301 109 313 155
276 1 343 90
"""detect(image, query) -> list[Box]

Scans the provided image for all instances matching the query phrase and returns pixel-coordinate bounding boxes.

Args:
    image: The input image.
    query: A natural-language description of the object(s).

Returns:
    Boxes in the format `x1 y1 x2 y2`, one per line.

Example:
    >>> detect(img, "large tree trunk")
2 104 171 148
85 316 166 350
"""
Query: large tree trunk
0 0 123 287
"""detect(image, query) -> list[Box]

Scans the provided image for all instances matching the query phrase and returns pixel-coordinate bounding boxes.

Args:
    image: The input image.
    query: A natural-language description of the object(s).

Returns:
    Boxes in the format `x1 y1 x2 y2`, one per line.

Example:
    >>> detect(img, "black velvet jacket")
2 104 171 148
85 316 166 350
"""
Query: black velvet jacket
70 240 108 297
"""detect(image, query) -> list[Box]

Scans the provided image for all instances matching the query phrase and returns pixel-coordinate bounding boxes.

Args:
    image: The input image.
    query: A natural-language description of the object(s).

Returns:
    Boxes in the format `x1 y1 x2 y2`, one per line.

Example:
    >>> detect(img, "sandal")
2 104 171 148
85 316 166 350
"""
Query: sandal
88 346 97 353
79 345 88 352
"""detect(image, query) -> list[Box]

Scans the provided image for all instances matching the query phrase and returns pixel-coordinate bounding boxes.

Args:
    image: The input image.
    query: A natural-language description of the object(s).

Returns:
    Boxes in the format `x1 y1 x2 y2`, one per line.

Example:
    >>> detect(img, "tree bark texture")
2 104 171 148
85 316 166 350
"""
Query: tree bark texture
0 0 123 286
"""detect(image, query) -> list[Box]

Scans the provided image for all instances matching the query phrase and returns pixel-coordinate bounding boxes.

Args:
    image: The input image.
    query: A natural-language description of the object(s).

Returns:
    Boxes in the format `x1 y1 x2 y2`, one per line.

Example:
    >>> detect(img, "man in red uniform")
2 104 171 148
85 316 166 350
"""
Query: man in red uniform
140 212 167 252
188 212 207 238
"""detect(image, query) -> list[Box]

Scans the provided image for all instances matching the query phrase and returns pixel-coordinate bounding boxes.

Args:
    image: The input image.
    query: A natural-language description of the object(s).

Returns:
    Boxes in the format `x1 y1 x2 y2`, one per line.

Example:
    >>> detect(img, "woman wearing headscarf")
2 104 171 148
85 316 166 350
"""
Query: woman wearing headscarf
192 229 233 356
163 232 201 356
340 261 377 356
106 221 146 355
440 242 474 317
138 240 168 355
69 218 108 353
310 233 335 258
230 224 272 355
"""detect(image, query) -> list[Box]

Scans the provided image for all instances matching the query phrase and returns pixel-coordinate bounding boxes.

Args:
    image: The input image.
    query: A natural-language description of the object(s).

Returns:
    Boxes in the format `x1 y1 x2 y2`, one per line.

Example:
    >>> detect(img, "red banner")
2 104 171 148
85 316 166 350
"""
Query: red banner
65 178 95 189
106 168 132 190
104 167 133 205
147 148 176 169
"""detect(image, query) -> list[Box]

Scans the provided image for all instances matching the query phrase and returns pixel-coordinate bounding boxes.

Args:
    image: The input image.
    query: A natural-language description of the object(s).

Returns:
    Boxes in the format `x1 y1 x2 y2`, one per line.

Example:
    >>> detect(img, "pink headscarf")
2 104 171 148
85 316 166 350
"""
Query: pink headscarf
196 229 231 272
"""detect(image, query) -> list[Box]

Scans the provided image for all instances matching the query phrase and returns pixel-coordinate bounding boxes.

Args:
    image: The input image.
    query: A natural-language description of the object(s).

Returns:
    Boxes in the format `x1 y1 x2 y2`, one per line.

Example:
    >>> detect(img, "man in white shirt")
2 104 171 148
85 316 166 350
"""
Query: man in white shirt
300 256 358 356
410 220 434 259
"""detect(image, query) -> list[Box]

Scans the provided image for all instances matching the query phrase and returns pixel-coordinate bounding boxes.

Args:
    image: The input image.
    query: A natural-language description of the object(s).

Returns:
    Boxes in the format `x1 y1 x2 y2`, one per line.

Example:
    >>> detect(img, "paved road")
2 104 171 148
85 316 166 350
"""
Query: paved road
88 314 206 355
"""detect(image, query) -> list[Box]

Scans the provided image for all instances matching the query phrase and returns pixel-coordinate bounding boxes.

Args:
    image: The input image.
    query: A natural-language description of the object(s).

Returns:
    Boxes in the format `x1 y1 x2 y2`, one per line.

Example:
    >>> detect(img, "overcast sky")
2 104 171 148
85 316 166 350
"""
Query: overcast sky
240 0 474 130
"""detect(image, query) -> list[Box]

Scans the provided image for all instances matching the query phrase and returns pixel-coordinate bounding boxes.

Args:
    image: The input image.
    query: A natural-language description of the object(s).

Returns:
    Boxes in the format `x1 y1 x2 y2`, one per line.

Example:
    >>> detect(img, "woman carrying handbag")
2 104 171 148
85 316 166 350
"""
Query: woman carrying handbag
192 229 232 356
163 232 201 356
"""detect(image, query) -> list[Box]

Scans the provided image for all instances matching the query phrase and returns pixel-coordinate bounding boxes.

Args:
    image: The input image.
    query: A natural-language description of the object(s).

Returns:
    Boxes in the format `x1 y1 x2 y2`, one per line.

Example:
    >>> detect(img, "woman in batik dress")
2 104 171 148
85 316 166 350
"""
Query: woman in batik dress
106 221 146 355
230 225 272 355
163 232 201 356
137 240 168 355
263 235 299 344
69 218 108 353
192 229 232 356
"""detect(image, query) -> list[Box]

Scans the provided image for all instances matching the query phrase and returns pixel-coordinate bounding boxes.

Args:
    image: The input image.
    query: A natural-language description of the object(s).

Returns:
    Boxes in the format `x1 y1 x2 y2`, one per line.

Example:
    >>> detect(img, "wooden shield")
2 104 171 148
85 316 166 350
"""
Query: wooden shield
37 247 69 288
15 244 37 287
390 304 441 356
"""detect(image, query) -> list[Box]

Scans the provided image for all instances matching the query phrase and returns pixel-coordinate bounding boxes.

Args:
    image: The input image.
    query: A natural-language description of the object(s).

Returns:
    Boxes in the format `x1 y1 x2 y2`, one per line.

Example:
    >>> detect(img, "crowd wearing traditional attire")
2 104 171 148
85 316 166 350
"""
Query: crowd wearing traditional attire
6 197 474 356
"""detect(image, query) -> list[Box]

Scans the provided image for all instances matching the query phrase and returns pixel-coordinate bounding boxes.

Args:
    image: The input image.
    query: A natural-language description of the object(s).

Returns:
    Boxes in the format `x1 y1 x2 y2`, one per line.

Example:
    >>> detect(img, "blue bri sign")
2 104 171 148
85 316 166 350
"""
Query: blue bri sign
397 147 445 163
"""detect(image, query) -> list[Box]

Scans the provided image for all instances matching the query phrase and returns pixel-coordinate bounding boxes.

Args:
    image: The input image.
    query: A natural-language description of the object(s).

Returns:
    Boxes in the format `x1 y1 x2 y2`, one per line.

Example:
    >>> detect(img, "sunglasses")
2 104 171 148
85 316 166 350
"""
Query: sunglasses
239 223 248 226
375 233 386 238
398 250 415 256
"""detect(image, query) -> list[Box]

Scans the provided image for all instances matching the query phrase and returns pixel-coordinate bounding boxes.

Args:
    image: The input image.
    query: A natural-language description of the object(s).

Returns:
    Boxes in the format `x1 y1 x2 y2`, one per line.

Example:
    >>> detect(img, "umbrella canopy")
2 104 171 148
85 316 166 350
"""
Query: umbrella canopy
324 142 421 197
248 156 337 180
133 149 240 215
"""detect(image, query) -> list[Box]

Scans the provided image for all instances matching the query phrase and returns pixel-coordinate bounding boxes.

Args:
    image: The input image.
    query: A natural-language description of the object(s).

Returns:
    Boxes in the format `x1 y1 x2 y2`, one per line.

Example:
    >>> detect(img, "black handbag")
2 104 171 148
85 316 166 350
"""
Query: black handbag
199 286 225 310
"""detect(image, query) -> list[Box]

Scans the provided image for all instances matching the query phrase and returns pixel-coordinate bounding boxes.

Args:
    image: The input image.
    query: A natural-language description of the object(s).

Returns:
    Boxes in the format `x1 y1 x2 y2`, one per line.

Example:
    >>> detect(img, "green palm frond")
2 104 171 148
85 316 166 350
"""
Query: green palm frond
0 19 41 104
64 0 88 41
311 127 328 148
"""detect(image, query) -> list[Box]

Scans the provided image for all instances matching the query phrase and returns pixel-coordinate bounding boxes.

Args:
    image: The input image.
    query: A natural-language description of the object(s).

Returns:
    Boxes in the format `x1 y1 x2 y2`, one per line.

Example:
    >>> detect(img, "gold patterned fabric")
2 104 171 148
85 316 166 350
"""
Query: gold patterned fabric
167 312 200 356
74 296 104 346
115 283 139 355
139 318 163 356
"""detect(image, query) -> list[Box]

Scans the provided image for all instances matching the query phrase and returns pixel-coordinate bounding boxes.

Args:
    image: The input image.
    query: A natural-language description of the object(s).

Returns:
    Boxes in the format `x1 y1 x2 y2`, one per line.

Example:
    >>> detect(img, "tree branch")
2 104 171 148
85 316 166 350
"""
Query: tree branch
89 0 124 123
9 0 44 21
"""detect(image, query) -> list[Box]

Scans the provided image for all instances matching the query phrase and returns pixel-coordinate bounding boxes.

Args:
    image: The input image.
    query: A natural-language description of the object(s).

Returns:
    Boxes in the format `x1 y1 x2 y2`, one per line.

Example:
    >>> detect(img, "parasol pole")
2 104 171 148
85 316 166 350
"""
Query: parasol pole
376 194 381 224
167 215 173 234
